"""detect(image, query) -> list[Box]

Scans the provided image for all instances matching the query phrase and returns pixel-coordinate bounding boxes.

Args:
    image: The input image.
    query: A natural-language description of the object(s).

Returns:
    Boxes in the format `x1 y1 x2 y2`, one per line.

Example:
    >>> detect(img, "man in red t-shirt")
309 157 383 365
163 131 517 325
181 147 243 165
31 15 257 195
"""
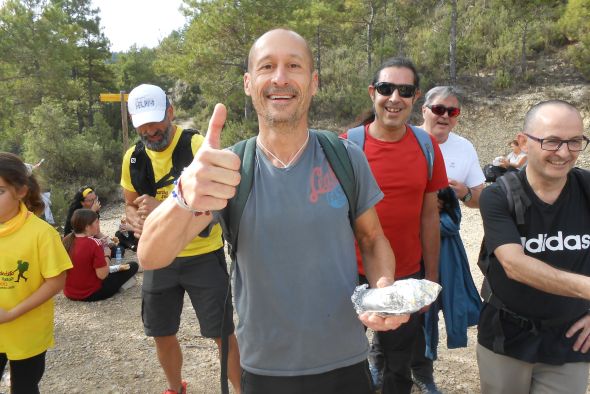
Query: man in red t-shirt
342 58 448 394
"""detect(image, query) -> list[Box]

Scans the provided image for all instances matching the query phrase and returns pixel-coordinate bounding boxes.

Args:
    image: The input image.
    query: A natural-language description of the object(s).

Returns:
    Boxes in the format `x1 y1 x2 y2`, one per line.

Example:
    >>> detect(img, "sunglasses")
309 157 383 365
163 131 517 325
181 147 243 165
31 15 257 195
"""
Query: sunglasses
426 104 461 118
373 82 417 98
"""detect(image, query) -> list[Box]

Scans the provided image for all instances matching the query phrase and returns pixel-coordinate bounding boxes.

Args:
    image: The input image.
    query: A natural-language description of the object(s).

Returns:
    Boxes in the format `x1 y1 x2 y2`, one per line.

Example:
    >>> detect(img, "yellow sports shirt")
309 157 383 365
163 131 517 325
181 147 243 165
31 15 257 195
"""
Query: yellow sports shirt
0 213 72 360
120 125 223 257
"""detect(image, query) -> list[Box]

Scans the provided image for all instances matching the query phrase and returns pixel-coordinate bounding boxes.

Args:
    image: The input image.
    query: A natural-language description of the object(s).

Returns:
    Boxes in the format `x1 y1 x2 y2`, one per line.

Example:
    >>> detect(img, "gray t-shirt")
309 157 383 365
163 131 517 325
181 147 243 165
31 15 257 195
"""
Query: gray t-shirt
229 132 383 376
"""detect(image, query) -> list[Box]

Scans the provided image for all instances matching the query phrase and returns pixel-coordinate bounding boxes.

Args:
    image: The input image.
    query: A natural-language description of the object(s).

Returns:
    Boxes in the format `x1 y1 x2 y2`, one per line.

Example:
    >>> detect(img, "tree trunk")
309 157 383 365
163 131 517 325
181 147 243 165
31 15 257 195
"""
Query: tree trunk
87 42 94 128
379 0 388 65
316 25 322 91
521 21 528 76
367 1 375 73
449 0 458 84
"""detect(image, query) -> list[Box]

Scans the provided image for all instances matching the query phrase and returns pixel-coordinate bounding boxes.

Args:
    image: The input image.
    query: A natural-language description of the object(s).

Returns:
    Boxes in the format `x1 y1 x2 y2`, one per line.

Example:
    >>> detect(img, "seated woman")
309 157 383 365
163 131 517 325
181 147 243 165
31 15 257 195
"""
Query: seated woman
63 186 120 255
63 186 101 236
498 139 527 171
62 209 138 302
484 139 528 182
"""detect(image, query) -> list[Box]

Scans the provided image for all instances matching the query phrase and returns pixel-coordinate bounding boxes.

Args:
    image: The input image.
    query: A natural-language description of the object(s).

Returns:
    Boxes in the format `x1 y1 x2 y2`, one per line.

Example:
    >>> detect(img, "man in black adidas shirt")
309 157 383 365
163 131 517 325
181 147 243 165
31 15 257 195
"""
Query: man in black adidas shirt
478 100 590 393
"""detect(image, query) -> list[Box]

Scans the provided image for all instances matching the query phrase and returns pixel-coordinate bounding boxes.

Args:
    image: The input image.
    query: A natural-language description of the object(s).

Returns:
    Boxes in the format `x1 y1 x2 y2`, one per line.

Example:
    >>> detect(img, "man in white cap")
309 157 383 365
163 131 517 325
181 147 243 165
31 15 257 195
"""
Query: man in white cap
121 84 241 394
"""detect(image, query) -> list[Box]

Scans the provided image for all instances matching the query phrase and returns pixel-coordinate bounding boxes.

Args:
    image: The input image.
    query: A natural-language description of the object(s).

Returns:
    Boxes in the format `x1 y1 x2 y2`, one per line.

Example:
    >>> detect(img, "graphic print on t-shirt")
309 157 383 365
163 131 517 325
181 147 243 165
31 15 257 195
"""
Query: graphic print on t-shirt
0 259 30 289
521 231 590 253
309 163 347 208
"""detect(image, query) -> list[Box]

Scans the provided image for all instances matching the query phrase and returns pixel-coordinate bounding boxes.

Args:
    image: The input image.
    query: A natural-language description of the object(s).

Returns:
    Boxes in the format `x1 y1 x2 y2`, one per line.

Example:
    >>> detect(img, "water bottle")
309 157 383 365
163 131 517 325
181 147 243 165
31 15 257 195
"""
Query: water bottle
115 246 123 264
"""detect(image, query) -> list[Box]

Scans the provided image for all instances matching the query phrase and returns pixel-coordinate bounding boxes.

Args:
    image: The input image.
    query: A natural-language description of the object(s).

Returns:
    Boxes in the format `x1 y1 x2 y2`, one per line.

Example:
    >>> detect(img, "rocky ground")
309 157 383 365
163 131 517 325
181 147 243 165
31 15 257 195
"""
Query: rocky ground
2 82 589 393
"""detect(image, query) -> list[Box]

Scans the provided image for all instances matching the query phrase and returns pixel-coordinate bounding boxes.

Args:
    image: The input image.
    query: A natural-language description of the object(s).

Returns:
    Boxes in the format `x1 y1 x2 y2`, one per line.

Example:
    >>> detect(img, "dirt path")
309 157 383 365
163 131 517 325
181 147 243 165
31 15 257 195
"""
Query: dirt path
2 201 589 393
0 204 486 394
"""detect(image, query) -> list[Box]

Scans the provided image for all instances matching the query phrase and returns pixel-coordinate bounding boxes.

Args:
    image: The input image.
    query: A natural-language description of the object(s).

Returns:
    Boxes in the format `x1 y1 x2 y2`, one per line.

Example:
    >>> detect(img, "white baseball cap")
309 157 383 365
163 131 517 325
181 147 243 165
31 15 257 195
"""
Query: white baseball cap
127 84 168 128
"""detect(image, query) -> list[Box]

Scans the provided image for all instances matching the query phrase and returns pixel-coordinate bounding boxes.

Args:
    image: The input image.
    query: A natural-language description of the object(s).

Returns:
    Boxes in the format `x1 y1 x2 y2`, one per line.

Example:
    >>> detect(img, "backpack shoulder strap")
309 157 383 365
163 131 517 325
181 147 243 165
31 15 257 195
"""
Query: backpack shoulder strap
478 171 530 301
314 130 357 230
346 125 366 151
409 125 434 181
129 142 157 196
496 171 531 226
226 136 257 259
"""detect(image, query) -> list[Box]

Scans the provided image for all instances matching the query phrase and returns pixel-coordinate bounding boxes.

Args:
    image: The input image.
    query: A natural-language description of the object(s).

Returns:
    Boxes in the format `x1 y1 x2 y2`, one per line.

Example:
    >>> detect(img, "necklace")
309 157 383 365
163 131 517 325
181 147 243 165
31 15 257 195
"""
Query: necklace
257 132 310 168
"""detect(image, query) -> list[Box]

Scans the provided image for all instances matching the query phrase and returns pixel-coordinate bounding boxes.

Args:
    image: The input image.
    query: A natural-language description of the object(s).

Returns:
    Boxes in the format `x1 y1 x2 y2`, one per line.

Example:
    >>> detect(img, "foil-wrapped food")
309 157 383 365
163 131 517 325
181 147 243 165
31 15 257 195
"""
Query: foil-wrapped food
351 279 442 315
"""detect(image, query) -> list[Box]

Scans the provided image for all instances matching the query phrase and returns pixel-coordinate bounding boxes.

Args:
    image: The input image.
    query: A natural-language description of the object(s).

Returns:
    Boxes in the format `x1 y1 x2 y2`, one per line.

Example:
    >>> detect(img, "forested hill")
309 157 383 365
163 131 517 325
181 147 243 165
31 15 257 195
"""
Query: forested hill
1 0 588 226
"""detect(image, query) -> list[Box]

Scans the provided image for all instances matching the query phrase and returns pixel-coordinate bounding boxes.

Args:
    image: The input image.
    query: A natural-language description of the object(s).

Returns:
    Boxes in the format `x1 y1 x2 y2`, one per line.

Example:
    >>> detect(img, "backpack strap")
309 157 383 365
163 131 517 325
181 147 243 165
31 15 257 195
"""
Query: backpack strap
226 130 357 258
496 171 531 227
129 142 156 196
153 128 200 191
129 128 200 196
479 170 534 354
347 125 366 150
346 124 434 181
313 130 357 230
409 125 434 181
479 171 530 284
226 136 257 260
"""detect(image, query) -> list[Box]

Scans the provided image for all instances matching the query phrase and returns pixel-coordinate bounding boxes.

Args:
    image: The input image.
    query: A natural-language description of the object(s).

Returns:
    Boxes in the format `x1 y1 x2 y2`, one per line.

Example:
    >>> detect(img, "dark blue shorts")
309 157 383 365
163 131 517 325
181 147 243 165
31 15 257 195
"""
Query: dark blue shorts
141 248 234 338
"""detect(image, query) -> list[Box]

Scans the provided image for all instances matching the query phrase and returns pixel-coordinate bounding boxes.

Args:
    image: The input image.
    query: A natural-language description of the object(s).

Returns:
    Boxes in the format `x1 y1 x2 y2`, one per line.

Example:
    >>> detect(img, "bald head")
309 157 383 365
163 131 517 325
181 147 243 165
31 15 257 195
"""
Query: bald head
247 29 314 72
523 100 582 133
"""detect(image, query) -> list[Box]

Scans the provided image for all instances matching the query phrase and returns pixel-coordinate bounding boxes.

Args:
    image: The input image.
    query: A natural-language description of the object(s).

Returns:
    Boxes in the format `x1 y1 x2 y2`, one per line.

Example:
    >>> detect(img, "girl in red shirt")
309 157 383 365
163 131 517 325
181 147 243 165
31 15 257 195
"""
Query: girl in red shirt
63 209 138 301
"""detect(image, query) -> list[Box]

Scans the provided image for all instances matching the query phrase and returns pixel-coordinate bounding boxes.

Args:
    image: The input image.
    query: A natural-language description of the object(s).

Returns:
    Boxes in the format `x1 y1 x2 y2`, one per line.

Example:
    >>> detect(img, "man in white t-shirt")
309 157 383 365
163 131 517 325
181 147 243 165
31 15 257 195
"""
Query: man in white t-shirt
420 86 484 207
411 86 485 393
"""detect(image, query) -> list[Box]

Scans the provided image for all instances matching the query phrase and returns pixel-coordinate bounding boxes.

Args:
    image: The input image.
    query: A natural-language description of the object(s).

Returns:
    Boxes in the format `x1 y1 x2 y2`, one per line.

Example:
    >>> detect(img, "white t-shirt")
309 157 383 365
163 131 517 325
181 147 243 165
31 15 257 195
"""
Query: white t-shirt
506 151 527 168
438 132 485 187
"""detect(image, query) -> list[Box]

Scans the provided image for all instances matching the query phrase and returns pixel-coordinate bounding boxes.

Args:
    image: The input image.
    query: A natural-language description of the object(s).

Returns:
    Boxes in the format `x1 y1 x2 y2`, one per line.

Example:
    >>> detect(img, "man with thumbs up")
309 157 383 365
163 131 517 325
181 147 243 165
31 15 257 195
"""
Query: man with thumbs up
139 30 409 394
120 84 241 394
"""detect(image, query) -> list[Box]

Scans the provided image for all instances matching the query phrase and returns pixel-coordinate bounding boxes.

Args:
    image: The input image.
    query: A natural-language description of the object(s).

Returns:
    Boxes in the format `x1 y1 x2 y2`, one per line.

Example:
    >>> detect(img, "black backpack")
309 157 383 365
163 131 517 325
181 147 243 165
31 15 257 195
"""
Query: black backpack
129 128 200 196
478 168 590 353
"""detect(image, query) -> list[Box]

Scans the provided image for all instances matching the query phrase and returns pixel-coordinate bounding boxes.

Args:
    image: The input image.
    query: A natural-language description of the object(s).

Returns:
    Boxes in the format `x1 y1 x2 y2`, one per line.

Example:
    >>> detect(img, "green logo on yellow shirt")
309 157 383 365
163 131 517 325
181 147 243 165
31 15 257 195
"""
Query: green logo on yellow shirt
0 259 29 289
15 260 29 282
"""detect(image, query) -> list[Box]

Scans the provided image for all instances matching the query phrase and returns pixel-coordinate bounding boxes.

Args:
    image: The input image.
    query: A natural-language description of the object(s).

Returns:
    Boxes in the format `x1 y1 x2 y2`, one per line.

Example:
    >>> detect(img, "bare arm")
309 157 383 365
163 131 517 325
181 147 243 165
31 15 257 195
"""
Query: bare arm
355 207 395 287
123 189 142 237
495 243 590 299
448 180 483 209
466 184 484 208
138 197 214 269
513 154 527 169
95 252 110 280
138 104 241 270
0 272 66 323
355 208 409 331
421 191 440 283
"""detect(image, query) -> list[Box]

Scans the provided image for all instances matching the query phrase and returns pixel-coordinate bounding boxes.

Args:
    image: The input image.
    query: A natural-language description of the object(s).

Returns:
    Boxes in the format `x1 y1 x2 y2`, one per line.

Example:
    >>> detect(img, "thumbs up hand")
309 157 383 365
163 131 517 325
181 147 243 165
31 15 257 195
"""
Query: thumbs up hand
179 104 242 212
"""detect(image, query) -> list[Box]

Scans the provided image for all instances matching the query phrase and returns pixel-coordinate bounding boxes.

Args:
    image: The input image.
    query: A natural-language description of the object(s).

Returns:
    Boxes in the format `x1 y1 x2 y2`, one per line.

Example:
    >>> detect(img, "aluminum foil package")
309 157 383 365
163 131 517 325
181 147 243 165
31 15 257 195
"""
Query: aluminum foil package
351 279 442 315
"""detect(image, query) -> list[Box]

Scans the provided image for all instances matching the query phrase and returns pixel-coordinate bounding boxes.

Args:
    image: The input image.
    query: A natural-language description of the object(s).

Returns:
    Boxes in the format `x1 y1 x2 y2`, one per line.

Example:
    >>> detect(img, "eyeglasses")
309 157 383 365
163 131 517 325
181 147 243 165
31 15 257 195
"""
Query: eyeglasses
524 133 589 152
373 82 417 98
427 104 461 118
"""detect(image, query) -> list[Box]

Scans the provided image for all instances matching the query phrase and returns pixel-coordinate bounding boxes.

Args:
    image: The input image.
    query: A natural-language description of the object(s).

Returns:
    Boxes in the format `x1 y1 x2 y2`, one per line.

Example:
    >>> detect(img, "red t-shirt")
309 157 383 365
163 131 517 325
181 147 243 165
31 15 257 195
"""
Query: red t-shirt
64 236 106 300
342 124 448 277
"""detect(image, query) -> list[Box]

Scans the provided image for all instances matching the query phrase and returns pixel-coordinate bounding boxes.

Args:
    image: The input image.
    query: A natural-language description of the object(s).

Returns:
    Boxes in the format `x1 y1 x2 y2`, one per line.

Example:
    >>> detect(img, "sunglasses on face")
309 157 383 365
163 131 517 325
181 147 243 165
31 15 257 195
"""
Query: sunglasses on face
373 82 417 98
427 104 461 118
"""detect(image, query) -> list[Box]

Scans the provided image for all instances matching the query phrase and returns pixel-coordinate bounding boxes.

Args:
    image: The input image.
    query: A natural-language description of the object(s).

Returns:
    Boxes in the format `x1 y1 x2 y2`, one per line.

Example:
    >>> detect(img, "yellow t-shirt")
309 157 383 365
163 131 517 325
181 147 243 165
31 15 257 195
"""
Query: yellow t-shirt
0 214 72 360
121 125 223 257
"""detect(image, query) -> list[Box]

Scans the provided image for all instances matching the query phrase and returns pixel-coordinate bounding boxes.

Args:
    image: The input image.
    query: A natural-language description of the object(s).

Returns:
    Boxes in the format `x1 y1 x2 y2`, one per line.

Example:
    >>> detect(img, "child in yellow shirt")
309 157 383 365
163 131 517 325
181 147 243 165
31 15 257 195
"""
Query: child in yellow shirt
0 152 72 393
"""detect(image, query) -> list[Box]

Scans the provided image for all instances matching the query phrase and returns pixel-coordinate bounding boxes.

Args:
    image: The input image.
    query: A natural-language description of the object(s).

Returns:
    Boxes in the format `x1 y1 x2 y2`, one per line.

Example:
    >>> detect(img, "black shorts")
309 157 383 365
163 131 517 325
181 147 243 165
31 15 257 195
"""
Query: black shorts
141 248 234 338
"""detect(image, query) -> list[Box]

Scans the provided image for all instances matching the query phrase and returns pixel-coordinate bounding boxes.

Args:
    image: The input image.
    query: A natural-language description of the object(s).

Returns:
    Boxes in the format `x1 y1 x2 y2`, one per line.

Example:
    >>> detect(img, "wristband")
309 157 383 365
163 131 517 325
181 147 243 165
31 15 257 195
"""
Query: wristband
171 176 210 217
